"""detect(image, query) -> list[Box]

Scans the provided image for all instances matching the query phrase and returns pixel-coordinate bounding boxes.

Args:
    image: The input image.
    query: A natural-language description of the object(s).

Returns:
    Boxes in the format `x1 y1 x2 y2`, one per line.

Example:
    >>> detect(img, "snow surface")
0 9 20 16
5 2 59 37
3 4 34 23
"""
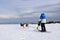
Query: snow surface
0 23 60 40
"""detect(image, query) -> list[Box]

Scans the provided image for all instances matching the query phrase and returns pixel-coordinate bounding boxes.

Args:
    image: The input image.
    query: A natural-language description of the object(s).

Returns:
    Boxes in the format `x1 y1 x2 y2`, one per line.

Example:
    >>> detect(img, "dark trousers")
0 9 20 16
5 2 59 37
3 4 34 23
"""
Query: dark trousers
41 23 46 31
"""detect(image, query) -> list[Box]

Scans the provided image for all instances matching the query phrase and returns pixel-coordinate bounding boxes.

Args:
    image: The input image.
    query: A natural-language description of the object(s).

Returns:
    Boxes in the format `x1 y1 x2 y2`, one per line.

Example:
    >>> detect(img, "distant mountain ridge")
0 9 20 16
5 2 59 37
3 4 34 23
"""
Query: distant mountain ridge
0 17 60 24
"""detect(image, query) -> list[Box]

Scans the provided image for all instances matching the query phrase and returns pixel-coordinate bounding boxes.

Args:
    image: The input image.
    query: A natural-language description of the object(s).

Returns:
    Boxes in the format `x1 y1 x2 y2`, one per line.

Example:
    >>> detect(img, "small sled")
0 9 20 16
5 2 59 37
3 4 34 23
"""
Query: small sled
37 26 46 32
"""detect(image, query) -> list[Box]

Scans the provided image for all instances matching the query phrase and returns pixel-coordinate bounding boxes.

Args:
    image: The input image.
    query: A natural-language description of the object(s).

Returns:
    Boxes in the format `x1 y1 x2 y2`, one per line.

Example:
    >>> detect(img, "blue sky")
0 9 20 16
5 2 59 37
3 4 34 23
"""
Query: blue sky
0 0 60 23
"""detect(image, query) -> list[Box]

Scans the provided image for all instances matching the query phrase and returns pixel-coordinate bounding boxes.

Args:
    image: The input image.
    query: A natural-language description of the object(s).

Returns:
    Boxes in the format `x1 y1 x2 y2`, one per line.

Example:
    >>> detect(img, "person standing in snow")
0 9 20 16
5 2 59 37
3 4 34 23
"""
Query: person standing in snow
38 12 46 32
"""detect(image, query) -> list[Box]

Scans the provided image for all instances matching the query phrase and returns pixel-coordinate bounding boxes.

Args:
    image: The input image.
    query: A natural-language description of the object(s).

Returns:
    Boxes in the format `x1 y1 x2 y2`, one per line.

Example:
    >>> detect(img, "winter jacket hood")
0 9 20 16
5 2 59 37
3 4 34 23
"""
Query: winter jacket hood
40 12 46 19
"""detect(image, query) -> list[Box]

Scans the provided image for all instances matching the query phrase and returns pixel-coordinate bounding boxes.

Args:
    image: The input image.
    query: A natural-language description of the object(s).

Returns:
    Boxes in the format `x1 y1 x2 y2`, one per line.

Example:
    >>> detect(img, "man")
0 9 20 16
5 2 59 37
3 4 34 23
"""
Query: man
38 12 46 32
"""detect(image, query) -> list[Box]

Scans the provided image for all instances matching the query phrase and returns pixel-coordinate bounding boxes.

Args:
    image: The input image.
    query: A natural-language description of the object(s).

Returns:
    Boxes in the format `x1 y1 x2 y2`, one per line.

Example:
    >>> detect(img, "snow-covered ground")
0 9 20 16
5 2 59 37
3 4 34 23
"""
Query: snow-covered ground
0 23 60 40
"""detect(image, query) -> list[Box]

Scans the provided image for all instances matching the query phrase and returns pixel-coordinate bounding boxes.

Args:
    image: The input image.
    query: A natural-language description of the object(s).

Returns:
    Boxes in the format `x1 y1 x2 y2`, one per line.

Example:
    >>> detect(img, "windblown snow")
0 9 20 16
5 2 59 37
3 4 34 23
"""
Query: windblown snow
0 23 60 40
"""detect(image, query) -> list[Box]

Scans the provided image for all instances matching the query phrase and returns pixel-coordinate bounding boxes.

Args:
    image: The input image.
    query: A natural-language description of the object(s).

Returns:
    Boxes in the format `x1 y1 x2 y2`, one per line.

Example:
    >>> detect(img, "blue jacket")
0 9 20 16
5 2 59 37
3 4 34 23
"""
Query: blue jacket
40 12 46 19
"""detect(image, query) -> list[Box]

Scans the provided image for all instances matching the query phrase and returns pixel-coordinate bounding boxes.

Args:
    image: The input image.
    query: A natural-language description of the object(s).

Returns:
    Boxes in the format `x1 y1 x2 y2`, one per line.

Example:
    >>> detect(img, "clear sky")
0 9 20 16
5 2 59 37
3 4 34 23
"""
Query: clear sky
0 0 60 23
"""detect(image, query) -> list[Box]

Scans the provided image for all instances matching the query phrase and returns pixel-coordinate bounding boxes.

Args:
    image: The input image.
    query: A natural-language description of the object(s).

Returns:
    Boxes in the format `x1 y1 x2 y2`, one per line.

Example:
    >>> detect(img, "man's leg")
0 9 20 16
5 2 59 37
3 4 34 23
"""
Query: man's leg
43 23 46 31
41 23 46 32
41 23 44 31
